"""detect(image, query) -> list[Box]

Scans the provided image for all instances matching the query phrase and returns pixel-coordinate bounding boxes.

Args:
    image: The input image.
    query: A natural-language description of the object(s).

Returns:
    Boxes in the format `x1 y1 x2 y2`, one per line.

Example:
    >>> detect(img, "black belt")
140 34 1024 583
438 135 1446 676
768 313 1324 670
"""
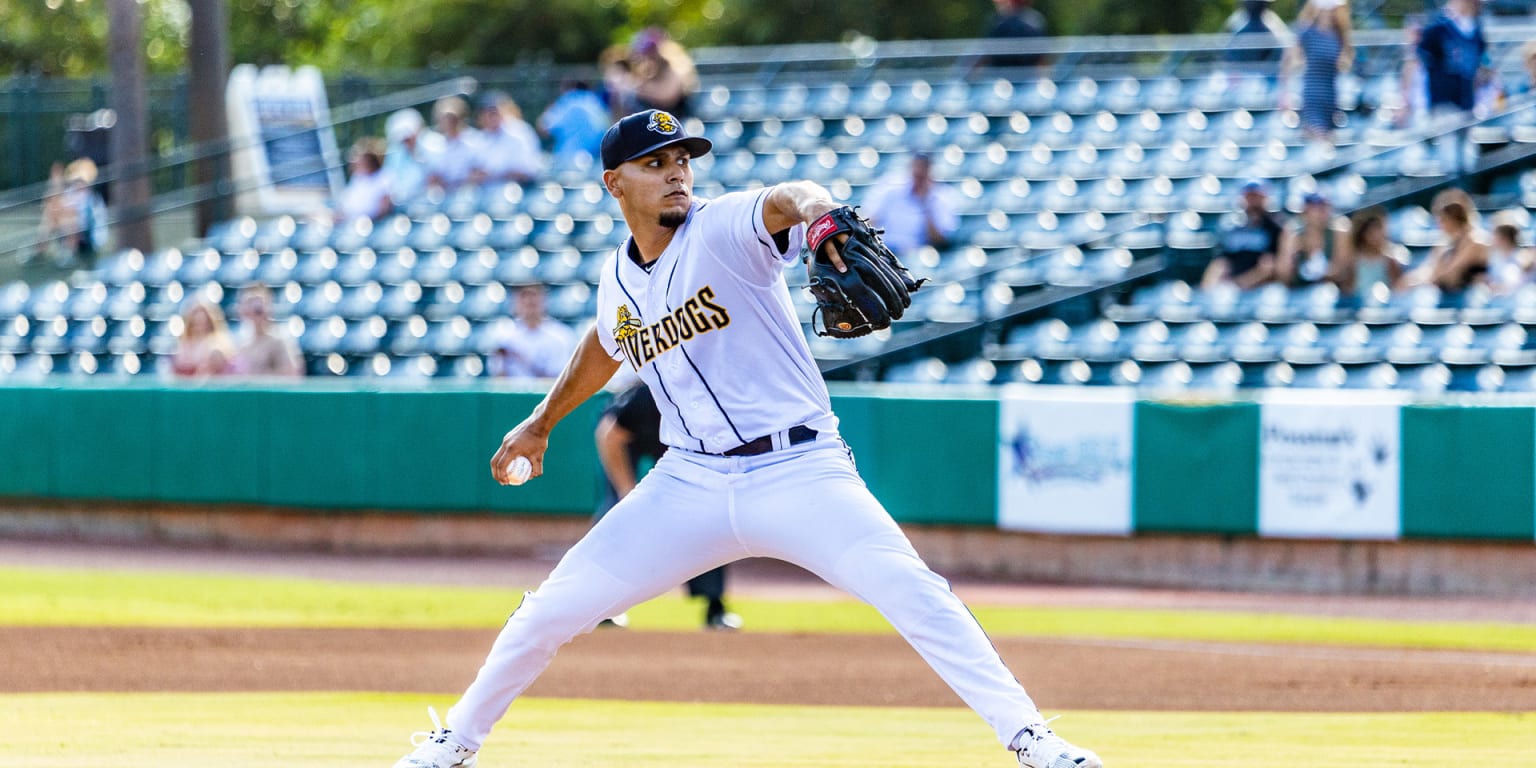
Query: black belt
722 425 818 457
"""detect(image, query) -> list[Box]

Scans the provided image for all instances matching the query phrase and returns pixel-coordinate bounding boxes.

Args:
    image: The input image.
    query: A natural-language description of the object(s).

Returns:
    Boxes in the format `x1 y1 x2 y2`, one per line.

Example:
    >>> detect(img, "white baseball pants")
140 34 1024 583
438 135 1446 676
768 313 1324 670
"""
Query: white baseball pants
446 437 1040 750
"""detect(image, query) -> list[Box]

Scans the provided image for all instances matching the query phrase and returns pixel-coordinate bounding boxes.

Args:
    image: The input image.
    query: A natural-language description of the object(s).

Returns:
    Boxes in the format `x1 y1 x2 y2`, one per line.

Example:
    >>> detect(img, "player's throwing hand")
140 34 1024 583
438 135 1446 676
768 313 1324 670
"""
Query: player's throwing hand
491 418 548 485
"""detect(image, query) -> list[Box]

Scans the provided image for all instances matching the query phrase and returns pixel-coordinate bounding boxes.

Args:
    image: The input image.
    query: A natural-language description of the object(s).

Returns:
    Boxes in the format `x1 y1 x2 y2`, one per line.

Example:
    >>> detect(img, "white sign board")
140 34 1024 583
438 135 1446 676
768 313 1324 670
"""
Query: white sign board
226 64 344 217
1258 396 1402 539
997 386 1134 535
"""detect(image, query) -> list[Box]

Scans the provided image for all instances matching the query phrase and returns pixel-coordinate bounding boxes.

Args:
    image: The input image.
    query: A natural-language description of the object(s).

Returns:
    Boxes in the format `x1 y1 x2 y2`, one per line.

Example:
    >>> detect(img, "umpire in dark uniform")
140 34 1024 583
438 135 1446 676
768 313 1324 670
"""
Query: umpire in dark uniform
594 383 740 630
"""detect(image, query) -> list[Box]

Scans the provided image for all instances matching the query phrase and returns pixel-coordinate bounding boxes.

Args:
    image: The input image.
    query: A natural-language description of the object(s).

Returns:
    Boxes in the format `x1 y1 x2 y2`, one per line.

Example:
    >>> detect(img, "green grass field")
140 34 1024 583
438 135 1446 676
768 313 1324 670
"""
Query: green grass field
6 565 1536 766
3 692 1531 768
5 565 1536 652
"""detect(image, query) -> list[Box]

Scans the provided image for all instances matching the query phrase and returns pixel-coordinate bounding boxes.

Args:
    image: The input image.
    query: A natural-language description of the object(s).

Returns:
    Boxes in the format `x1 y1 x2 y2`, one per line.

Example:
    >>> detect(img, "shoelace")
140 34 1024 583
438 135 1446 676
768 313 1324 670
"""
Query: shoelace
1018 715 1065 752
408 706 468 758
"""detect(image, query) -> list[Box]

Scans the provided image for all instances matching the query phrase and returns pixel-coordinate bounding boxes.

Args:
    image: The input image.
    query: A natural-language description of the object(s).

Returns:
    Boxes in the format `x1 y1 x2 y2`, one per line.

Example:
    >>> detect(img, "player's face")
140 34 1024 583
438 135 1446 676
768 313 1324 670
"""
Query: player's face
608 145 693 228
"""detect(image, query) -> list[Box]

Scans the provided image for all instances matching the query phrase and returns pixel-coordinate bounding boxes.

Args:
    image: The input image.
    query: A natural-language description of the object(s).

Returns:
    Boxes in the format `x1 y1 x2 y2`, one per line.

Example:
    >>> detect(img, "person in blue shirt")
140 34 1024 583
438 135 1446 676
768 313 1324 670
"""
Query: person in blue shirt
537 80 609 169
1416 0 1487 113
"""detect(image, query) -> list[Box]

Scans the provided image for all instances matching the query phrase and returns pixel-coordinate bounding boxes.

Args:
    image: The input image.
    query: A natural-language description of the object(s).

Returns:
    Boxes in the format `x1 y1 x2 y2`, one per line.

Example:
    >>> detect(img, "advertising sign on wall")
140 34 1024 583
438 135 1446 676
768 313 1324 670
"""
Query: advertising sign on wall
997 386 1134 535
1258 393 1404 539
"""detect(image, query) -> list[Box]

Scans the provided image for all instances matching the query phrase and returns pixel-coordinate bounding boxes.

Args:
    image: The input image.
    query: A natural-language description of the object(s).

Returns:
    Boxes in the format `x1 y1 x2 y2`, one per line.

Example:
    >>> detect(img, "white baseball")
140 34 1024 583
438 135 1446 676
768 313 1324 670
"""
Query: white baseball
506 456 532 486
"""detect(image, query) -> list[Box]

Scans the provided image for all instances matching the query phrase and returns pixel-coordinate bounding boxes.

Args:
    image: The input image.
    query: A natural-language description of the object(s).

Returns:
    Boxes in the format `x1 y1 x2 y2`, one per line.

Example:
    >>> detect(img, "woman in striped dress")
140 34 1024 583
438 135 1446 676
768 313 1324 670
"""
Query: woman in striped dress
1287 0 1354 143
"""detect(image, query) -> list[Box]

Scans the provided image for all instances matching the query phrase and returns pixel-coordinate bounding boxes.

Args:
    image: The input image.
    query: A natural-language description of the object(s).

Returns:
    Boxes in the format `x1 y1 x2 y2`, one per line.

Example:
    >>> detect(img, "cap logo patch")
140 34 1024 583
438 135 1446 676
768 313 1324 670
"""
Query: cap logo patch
647 111 679 136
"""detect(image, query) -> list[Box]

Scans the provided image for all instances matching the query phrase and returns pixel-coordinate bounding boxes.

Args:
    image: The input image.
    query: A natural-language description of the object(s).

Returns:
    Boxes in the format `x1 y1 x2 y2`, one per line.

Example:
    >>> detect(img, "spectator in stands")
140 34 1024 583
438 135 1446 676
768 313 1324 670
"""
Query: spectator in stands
170 297 235 378
231 284 304 378
538 80 609 169
1203 179 1290 290
1394 17 1431 128
1327 206 1406 299
1225 0 1295 64
598 43 636 120
424 96 483 193
1485 218 1534 293
1283 191 1346 286
488 283 575 379
333 138 393 224
860 152 961 257
1506 40 1536 98
382 108 431 205
1285 0 1354 143
617 28 699 117
981 0 1049 68
594 383 741 630
36 158 108 269
1416 0 1488 115
1402 197 1488 292
470 91 543 187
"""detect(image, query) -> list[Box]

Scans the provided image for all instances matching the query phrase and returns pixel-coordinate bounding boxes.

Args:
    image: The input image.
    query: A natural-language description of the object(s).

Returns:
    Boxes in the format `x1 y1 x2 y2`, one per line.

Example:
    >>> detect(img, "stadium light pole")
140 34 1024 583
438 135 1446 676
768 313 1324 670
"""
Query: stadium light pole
108 0 154 253
189 0 232 237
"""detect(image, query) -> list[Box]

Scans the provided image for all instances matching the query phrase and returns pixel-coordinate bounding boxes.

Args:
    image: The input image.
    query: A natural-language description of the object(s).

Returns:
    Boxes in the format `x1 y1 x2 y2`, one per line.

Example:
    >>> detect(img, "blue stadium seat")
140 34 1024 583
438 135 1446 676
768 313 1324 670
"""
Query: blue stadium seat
1101 77 1143 115
481 182 526 219
337 283 383 319
296 281 344 319
944 358 999 386
459 283 508 321
1038 112 1078 150
1058 78 1101 115
1153 142 1198 179
1012 143 1060 181
1392 362 1452 394
292 248 340 285
882 356 948 384
253 248 297 288
211 217 259 254
103 283 147 322
367 215 414 252
407 214 453 252
298 315 347 355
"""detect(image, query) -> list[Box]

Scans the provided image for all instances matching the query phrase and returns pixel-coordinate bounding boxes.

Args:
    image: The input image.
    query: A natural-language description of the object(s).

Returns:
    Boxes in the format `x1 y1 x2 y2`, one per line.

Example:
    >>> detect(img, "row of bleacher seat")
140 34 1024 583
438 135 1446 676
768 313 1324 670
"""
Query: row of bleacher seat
694 73 1405 122
887 354 1536 394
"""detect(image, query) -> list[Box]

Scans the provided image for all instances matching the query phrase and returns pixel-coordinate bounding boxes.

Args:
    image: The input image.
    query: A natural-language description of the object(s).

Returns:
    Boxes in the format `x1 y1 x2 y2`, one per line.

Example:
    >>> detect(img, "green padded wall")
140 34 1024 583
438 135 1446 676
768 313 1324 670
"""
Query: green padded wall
1133 400 1260 535
1400 405 1536 541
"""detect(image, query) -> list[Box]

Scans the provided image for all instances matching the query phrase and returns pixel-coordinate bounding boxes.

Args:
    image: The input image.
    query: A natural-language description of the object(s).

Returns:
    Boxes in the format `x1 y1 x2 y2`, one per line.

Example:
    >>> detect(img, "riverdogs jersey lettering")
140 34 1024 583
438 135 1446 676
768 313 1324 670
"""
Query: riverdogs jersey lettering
595 189 839 454
610 286 731 368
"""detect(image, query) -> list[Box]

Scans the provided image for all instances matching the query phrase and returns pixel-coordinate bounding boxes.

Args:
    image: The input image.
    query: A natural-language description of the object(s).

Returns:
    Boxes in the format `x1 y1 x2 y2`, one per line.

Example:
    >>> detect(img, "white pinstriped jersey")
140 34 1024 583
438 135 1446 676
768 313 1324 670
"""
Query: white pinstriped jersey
594 189 839 454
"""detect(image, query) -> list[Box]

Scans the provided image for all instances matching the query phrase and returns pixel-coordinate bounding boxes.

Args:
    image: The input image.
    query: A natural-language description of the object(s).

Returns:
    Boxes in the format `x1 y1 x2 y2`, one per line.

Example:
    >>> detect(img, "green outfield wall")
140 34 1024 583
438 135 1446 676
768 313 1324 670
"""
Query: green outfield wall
1 382 1533 542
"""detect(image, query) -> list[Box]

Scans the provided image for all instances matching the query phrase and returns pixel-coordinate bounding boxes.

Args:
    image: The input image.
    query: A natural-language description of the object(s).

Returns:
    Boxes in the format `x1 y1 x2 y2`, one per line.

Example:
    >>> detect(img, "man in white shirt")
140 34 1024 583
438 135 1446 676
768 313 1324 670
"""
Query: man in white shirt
860 152 960 256
470 91 543 186
489 283 575 379
424 96 483 192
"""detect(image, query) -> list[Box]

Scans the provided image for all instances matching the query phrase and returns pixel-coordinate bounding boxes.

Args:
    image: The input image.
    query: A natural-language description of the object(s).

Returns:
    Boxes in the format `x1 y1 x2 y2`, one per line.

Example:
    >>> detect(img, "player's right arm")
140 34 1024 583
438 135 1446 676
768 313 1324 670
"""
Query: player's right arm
491 326 622 485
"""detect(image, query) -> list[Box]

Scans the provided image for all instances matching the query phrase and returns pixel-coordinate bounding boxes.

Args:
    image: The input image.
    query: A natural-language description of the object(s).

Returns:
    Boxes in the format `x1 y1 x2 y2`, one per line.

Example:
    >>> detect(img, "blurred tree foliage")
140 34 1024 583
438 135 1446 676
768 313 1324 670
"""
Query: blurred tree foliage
1 0 1437 77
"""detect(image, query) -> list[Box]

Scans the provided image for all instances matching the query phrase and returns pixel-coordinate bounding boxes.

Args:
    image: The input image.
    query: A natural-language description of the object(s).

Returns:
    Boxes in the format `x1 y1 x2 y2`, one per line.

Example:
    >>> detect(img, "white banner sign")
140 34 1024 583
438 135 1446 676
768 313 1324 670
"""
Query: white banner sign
997 387 1134 535
1259 399 1401 539
226 64 344 216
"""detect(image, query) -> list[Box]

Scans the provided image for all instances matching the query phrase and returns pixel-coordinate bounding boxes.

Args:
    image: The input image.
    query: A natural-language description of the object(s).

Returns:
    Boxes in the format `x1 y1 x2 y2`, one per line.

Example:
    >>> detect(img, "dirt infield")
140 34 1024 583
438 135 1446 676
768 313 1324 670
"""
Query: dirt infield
6 540 1536 712
7 625 1536 711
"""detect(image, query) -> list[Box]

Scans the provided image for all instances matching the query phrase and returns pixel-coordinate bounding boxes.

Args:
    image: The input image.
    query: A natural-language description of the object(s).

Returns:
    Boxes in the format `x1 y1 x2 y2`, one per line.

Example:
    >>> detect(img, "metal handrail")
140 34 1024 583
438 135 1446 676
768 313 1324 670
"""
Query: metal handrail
0 77 477 263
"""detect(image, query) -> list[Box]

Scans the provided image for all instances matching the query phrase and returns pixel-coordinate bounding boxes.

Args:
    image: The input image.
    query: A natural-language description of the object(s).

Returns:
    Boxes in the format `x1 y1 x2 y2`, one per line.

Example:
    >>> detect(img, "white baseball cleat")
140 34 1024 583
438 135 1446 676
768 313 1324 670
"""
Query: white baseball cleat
1013 720 1103 768
393 707 478 768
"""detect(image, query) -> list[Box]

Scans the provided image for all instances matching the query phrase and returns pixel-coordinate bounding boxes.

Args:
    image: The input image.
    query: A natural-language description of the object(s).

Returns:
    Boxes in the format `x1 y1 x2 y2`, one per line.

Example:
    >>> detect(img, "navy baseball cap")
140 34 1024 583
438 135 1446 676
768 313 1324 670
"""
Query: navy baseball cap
600 109 712 171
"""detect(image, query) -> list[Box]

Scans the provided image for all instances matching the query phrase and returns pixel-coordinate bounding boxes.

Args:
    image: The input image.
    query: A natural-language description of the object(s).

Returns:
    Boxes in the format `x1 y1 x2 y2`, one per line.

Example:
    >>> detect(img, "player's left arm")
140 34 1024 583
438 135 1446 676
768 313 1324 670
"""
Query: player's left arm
763 180 848 272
